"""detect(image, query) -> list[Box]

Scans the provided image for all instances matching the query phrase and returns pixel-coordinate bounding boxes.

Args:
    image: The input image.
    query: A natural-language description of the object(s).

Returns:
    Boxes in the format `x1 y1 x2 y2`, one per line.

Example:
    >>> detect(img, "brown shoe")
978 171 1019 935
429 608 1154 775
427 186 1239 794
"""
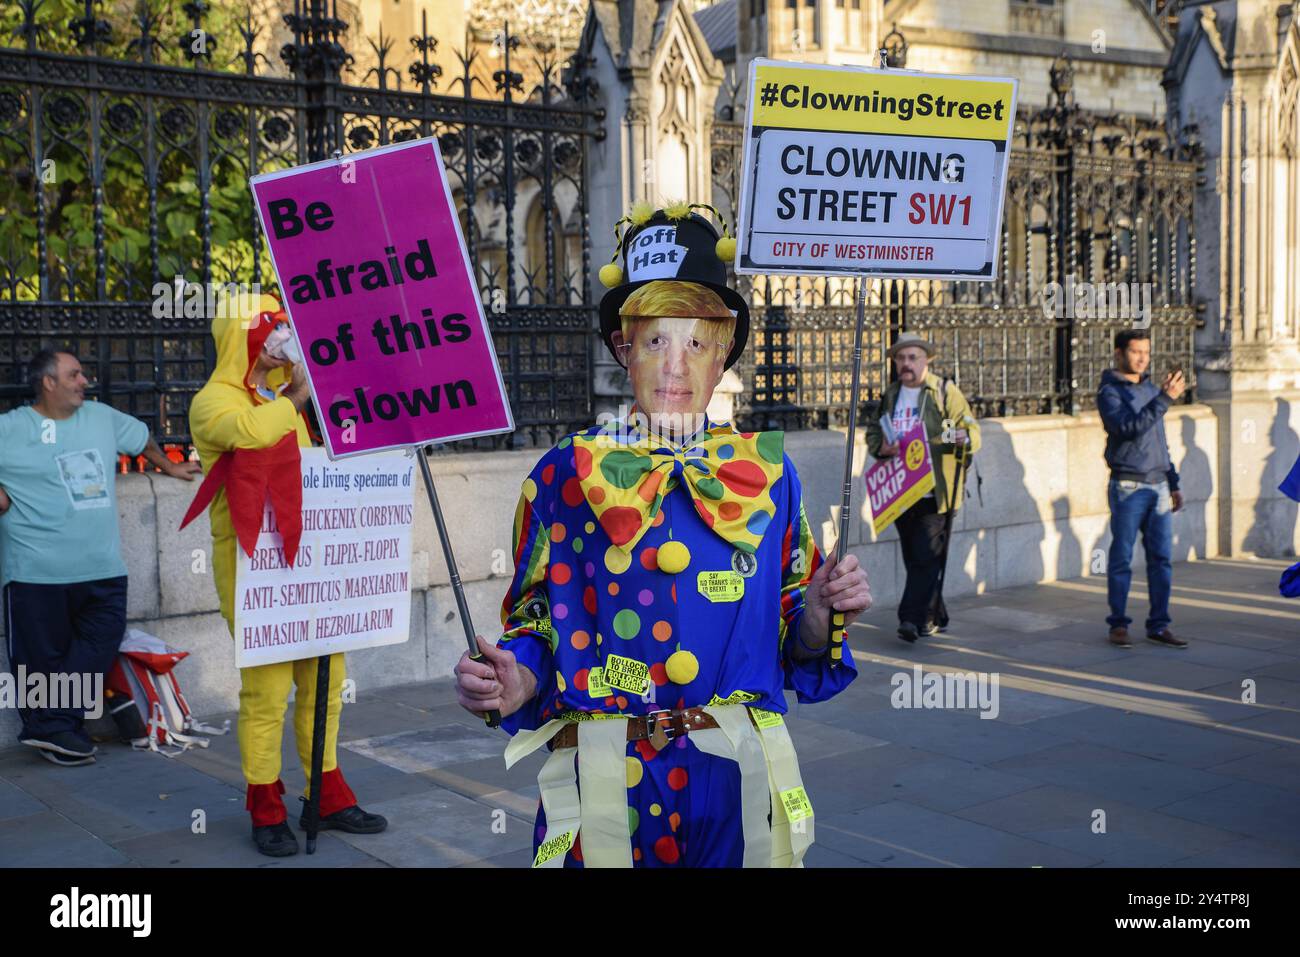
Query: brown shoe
1147 628 1188 648
1108 626 1132 648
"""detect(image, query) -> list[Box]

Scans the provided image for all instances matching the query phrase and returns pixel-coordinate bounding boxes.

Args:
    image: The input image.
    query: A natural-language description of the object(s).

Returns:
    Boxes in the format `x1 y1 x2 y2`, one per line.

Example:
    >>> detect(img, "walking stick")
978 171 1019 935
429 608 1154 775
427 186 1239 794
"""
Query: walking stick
931 441 970 629
304 653 330 854
826 278 869 668
417 445 501 728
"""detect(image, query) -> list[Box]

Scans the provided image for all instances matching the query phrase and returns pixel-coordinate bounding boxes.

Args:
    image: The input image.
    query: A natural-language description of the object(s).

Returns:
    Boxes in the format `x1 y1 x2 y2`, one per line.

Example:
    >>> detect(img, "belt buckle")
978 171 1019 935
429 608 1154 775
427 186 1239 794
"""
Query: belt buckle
644 709 674 751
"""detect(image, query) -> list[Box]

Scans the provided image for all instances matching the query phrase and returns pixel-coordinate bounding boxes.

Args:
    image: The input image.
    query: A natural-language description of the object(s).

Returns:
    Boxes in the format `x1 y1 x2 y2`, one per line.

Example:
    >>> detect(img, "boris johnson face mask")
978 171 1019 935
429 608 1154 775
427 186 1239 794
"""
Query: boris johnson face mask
615 316 731 429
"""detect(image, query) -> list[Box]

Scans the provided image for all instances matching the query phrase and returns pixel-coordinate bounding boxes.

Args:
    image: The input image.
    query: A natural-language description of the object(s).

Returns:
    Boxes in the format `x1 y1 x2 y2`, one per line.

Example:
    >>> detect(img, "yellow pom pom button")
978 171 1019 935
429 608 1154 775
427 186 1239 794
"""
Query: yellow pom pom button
599 262 623 288
715 236 737 261
656 540 691 574
665 650 699 685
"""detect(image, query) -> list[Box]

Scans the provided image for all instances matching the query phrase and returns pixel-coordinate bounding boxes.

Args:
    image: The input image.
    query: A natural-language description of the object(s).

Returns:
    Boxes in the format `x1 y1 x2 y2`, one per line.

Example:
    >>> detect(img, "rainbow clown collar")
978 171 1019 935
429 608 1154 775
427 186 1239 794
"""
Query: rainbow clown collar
571 408 785 555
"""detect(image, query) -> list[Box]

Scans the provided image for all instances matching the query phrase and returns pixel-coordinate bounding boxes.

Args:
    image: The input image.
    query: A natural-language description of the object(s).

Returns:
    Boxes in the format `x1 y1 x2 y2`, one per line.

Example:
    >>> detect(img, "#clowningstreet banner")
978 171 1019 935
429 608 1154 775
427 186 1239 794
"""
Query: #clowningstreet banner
734 59 1018 280
234 449 415 667
250 137 513 459
864 422 935 535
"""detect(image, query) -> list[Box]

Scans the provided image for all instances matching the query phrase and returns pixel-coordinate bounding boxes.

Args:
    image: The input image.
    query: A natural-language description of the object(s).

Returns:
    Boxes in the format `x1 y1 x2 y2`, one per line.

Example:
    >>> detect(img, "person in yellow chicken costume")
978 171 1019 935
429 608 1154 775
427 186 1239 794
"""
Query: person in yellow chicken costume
184 292 387 857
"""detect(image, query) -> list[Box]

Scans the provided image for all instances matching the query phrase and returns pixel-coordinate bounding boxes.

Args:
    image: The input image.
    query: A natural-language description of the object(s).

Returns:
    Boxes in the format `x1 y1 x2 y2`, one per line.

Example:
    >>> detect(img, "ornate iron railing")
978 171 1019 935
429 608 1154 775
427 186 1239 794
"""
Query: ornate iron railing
0 0 602 451
712 54 1205 430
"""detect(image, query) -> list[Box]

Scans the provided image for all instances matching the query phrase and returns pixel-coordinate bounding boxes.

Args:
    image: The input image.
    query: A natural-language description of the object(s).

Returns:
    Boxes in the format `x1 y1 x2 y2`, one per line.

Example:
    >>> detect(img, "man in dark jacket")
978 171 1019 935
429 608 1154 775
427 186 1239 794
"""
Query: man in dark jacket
1097 329 1187 649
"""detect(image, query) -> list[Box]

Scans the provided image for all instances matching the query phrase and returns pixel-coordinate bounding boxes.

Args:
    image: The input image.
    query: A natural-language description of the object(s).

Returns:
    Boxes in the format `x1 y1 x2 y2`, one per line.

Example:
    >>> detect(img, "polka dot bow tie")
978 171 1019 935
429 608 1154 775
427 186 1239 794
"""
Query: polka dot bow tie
571 417 785 555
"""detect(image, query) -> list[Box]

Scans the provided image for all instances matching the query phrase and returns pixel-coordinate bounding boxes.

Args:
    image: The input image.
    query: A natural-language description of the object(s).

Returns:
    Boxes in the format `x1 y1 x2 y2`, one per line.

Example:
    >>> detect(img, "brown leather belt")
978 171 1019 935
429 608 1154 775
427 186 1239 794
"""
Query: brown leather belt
550 706 720 750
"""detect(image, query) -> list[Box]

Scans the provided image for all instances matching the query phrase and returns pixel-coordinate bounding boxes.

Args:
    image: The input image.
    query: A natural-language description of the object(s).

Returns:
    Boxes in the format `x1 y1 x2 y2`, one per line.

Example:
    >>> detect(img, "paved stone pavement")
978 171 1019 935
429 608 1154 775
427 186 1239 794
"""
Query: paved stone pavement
1 557 1297 868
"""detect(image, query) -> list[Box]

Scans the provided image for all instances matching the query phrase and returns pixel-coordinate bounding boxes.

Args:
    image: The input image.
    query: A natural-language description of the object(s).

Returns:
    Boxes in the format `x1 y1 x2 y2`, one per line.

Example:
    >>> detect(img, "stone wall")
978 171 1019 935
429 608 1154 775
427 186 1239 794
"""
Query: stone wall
2 399 1269 745
793 403 1227 608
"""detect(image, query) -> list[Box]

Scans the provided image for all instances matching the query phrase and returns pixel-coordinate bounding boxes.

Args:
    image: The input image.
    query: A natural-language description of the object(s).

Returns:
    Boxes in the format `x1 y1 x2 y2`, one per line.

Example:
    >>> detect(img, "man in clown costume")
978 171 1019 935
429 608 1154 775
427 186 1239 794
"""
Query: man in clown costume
185 292 386 857
455 203 872 867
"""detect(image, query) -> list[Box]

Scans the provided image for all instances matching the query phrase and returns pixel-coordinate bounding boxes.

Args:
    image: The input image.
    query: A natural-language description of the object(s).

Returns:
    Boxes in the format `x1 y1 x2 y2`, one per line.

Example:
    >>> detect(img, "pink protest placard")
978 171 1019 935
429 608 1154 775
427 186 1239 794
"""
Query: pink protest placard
250 138 513 458
864 421 935 534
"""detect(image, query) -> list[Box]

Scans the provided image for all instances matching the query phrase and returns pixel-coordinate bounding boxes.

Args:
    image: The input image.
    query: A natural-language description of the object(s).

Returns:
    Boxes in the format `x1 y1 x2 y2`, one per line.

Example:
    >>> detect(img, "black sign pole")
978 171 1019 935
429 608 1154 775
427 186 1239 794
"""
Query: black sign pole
304 652 330 854
825 47 896 668
417 445 501 728
826 278 868 668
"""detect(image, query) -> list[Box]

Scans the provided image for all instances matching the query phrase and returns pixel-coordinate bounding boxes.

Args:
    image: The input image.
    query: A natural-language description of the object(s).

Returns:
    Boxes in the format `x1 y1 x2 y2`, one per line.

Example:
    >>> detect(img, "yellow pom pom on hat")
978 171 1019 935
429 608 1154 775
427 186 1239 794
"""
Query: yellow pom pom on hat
598 262 623 289
597 200 749 370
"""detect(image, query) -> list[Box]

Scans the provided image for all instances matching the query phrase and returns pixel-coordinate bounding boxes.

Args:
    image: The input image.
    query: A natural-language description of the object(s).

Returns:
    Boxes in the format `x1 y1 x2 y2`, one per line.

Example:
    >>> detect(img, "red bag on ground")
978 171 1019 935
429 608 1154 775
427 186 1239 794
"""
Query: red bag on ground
106 629 230 755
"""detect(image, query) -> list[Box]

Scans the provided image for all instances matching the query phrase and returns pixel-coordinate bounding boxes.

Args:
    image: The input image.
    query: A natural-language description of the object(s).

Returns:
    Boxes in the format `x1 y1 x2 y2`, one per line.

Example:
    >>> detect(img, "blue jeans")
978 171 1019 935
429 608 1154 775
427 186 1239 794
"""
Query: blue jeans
1106 479 1173 633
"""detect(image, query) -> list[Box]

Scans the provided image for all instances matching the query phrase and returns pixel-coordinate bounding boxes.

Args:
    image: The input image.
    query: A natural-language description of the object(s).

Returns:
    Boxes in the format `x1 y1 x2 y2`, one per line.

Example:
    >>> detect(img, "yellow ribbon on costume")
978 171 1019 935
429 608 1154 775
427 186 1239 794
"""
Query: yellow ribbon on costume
503 705 814 868
571 417 785 555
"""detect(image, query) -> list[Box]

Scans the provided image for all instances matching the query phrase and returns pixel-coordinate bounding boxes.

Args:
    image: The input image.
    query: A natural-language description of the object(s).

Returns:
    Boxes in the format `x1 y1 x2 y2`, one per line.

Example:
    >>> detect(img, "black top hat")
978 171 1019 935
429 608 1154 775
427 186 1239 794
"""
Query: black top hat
598 209 749 370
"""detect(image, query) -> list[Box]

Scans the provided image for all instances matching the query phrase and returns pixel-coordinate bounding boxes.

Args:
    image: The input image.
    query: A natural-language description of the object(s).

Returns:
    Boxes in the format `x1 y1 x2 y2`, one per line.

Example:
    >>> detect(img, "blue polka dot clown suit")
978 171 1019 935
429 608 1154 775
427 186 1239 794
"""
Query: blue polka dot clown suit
496 202 858 868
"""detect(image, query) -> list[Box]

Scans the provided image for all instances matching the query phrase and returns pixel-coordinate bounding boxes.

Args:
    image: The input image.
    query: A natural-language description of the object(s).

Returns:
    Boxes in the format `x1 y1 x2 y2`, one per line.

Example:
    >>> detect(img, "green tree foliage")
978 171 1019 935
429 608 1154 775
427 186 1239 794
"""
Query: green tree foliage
0 1 293 301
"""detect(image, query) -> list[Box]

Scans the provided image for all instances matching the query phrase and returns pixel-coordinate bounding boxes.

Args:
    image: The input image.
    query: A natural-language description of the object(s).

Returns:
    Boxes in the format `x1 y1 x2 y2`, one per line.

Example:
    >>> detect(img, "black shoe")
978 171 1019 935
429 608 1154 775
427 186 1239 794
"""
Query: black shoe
298 798 388 834
897 622 919 644
253 822 299 857
1147 628 1188 649
920 621 937 637
37 749 95 767
20 730 96 758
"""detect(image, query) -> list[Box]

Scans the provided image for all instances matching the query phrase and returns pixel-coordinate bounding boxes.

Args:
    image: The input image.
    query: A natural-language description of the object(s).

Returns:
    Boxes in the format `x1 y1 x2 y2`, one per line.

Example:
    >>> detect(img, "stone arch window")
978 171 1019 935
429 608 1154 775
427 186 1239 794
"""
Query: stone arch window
1010 0 1065 39
1281 55 1298 336
778 0 820 51
453 188 506 303
656 42 696 203
524 193 579 305
1281 58 1297 160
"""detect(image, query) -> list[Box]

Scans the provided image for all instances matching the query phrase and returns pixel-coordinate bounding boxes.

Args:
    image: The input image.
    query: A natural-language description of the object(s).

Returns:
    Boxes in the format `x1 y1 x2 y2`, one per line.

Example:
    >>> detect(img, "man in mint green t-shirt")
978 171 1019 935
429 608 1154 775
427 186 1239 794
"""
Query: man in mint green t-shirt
0 350 199 765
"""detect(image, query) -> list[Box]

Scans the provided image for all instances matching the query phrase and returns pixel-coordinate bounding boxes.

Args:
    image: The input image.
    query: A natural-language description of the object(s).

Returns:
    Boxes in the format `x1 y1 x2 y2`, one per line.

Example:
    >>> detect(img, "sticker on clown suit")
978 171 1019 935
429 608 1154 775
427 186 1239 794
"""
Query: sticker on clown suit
731 548 758 578
588 666 611 698
533 829 576 867
520 597 552 639
779 786 814 822
697 570 745 602
603 654 650 695
750 707 785 729
625 224 689 281
708 690 762 705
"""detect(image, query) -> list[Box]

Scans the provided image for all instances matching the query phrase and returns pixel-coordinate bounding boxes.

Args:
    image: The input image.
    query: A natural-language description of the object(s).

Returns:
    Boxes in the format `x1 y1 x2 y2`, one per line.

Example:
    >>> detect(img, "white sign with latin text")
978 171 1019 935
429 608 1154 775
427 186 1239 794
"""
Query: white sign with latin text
233 448 415 667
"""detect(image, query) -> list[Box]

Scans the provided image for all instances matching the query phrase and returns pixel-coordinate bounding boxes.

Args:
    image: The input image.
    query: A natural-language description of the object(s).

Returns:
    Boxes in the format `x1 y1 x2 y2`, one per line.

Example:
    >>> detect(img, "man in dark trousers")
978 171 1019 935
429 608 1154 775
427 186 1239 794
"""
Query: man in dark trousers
866 333 980 643
0 350 199 765
1097 329 1187 649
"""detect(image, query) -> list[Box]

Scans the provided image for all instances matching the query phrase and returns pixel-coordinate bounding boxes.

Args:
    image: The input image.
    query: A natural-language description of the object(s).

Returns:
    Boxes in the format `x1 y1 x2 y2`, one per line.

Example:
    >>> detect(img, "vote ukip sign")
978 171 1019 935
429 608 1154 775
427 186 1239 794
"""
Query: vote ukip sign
734 59 1018 280
864 421 935 535
251 138 514 459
